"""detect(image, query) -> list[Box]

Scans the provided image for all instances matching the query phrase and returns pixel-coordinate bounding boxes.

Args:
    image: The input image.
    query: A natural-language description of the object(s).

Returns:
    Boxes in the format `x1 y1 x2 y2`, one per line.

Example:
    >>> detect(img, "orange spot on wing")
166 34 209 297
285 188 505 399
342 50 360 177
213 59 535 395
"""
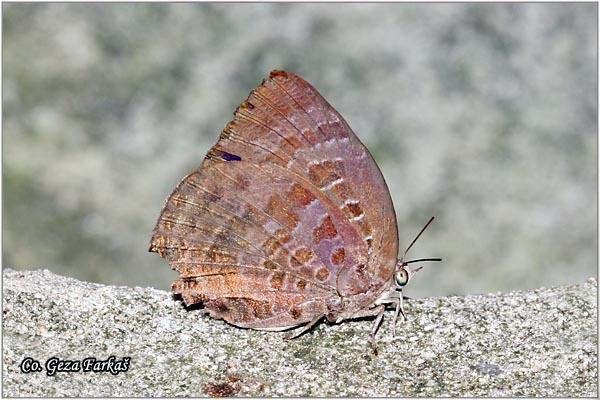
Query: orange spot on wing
274 228 292 244
288 183 316 207
263 237 282 256
313 215 337 243
270 272 285 289
308 161 342 189
346 202 363 218
290 307 302 320
263 260 278 270
295 248 314 263
331 247 345 265
332 181 350 200
265 194 300 228
315 267 330 281
291 247 314 269
296 280 307 291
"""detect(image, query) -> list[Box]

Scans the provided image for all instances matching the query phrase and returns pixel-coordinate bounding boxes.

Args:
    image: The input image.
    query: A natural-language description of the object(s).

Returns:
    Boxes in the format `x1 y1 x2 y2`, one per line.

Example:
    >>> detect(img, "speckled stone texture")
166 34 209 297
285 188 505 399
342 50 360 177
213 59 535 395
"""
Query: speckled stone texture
2 269 597 397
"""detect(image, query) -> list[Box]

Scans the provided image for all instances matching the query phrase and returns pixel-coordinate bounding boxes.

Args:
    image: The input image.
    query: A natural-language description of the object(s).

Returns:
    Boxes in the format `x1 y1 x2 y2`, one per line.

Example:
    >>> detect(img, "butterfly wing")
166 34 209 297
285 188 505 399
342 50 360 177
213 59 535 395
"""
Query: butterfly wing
150 71 398 328
260 71 399 293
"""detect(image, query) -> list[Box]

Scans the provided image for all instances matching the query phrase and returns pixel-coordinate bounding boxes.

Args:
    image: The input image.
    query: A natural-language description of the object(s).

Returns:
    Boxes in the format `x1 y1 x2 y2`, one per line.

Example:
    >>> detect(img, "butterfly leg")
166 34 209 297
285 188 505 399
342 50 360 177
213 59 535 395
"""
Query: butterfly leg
391 290 414 336
390 297 402 337
369 305 386 340
399 293 408 321
283 314 324 340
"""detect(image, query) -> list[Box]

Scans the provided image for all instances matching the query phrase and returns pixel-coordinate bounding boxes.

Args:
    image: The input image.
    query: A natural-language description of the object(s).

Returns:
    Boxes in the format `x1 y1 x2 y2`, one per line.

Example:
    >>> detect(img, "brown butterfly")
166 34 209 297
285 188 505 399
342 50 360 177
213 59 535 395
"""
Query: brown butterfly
149 70 440 339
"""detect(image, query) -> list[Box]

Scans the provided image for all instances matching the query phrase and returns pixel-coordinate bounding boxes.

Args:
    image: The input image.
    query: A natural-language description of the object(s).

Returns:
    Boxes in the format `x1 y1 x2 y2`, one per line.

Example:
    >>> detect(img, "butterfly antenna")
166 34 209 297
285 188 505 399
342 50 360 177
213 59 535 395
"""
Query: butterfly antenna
403 216 436 258
404 258 442 264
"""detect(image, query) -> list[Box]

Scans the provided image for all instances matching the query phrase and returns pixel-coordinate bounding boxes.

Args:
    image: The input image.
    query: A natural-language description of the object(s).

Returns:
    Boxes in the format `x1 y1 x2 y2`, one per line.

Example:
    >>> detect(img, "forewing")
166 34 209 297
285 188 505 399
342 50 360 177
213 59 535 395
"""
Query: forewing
262 72 399 291
212 70 398 291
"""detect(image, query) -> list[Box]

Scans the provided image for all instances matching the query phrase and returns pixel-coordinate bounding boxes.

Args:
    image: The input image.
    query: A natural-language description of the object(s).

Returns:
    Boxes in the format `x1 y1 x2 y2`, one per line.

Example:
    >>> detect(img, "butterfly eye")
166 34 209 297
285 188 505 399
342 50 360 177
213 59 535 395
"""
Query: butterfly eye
395 269 409 287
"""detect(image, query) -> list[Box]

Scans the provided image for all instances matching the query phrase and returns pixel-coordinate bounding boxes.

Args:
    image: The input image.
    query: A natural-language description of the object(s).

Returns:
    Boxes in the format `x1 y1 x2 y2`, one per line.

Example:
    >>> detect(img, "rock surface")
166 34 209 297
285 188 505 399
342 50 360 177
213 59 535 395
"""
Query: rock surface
2 269 597 397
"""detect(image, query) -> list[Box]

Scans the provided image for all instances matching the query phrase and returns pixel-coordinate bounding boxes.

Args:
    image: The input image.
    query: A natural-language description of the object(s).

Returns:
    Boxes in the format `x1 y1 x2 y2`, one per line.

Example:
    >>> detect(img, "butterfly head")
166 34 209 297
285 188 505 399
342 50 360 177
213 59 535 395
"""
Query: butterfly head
393 261 423 288
393 216 442 290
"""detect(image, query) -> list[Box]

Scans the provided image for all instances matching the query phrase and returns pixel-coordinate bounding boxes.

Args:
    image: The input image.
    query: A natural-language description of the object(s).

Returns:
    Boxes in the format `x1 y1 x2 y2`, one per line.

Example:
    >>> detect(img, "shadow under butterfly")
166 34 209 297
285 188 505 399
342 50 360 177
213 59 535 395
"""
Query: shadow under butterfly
149 70 441 340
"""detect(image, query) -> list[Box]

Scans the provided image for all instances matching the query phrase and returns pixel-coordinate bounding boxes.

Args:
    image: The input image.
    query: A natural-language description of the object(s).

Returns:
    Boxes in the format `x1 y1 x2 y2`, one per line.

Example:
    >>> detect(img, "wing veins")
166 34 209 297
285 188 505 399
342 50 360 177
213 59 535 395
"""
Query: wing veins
227 134 290 165
244 161 369 266
172 192 319 274
251 90 315 146
271 78 329 142
234 111 299 153
159 215 277 265
210 164 337 292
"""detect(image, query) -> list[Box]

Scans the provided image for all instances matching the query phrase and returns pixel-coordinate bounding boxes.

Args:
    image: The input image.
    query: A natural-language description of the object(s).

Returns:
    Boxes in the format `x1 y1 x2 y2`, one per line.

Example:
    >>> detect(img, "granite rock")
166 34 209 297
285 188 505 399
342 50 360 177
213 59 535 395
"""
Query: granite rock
2 269 597 396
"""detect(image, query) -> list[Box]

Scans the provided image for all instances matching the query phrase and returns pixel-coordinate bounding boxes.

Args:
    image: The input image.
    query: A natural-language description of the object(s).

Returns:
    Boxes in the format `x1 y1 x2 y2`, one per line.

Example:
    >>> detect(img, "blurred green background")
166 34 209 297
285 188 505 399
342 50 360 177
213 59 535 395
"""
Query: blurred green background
3 3 597 298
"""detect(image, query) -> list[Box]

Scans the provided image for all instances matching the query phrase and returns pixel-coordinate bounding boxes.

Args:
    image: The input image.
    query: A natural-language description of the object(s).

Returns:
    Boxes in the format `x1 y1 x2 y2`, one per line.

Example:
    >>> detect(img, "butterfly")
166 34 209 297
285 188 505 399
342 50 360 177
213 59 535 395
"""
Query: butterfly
149 70 440 339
